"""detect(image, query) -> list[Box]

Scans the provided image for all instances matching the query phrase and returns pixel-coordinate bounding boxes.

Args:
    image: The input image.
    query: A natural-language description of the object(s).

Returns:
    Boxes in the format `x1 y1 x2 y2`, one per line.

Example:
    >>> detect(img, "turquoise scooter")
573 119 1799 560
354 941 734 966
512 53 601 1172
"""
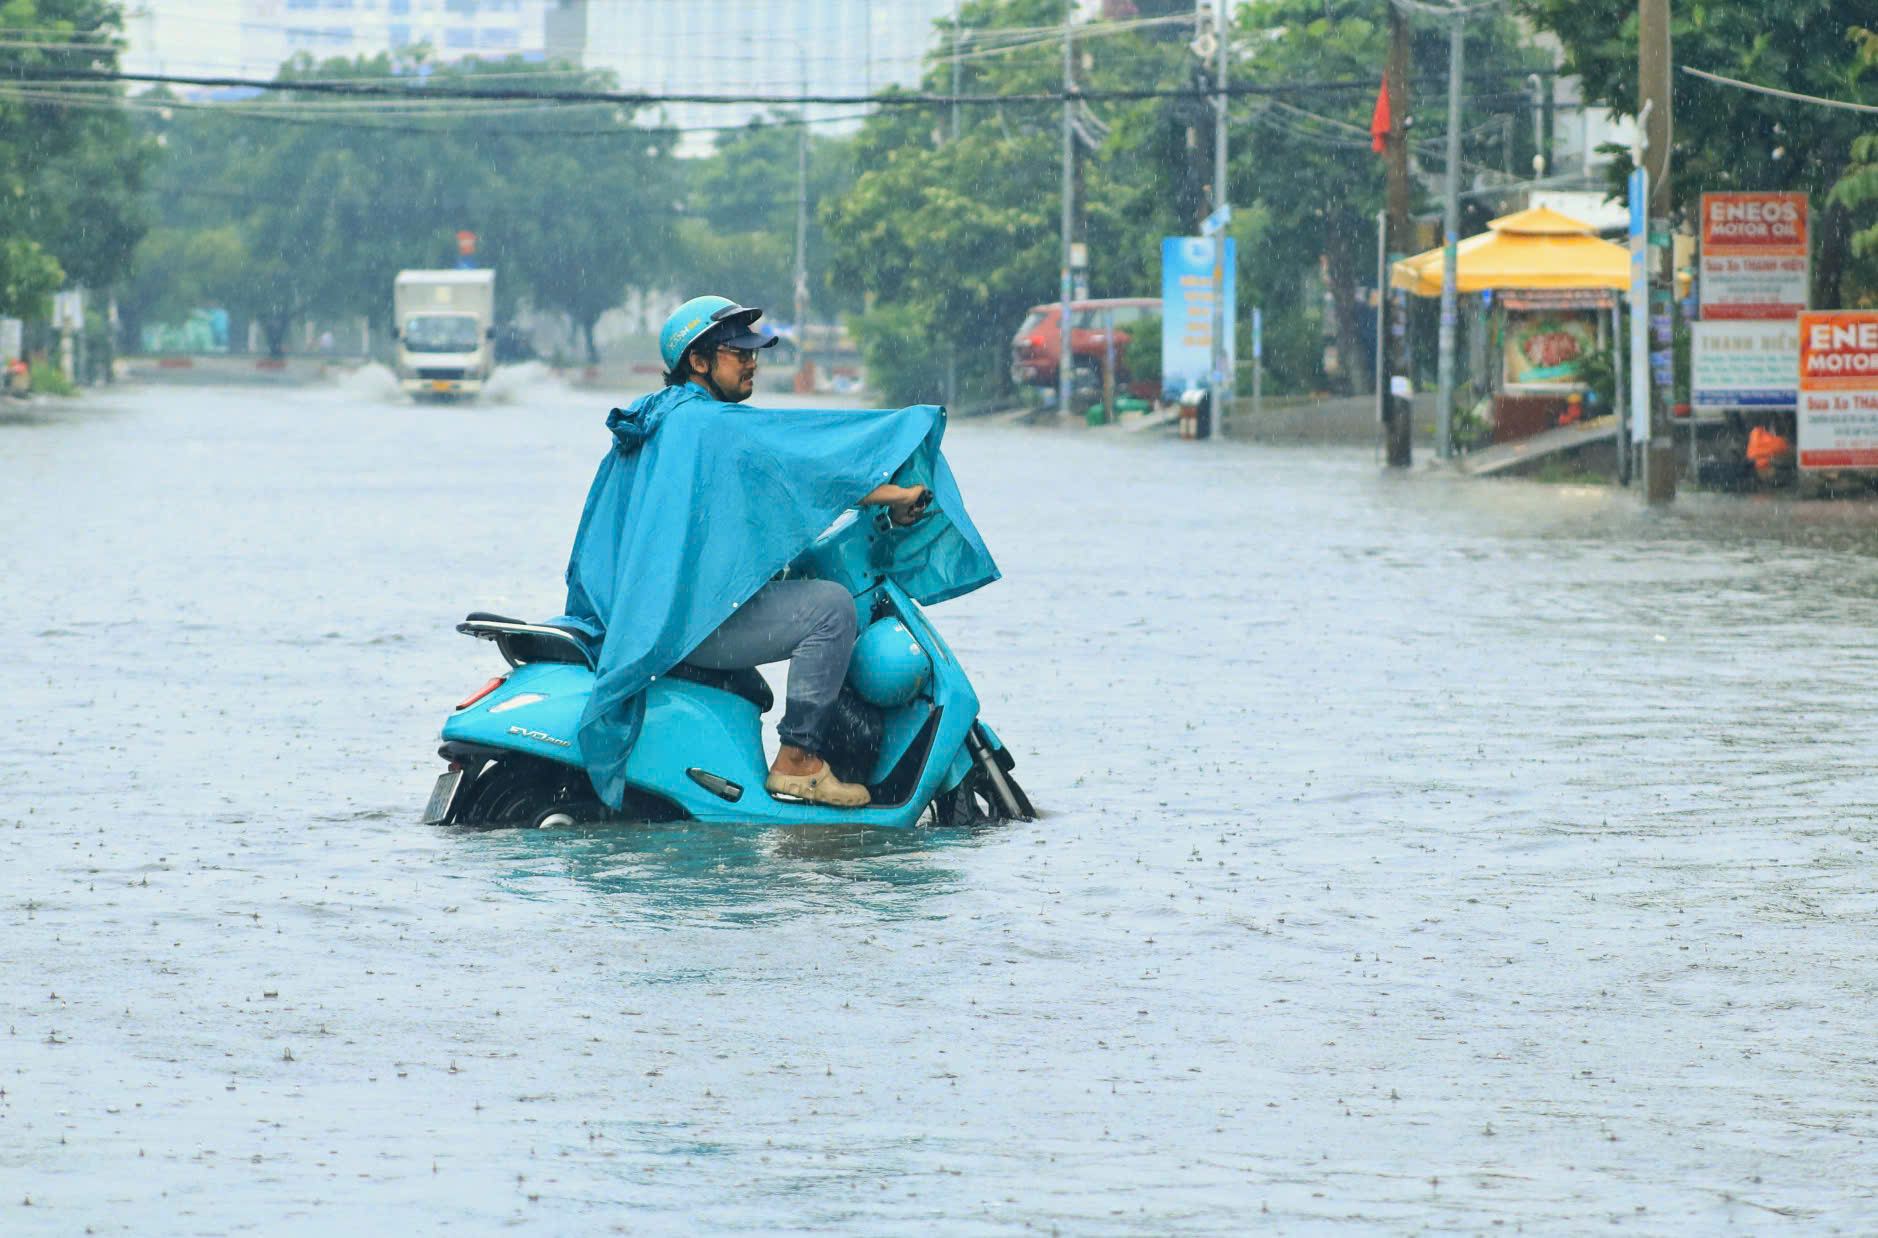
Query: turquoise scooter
422 505 1033 830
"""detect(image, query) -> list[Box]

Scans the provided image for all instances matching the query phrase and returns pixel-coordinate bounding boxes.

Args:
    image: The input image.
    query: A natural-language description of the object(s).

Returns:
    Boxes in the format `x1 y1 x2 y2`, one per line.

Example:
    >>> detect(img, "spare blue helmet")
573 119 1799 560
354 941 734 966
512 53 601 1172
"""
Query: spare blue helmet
659 295 774 370
847 618 932 708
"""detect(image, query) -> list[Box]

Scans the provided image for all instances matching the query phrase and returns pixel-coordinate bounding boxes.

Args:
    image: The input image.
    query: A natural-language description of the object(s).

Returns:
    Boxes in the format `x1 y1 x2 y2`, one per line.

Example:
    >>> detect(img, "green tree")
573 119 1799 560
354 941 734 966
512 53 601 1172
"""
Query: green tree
825 0 1195 404
25 104 153 292
1515 0 1877 304
117 225 247 347
1825 28 1878 294
0 0 153 317
129 52 679 358
683 113 861 331
484 123 681 363
823 0 1539 402
1233 1 1544 394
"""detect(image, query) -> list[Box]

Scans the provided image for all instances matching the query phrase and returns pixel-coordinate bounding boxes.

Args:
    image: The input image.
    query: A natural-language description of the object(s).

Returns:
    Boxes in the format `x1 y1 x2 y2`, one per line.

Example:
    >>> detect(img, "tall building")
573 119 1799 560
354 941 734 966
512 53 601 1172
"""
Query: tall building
548 0 960 151
122 0 245 78
123 0 548 82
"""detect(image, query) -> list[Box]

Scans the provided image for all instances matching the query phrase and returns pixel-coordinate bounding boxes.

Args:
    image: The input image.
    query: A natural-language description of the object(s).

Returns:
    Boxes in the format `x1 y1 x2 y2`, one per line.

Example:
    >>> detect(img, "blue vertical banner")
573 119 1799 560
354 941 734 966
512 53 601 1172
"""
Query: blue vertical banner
1627 167 1650 444
1160 236 1236 401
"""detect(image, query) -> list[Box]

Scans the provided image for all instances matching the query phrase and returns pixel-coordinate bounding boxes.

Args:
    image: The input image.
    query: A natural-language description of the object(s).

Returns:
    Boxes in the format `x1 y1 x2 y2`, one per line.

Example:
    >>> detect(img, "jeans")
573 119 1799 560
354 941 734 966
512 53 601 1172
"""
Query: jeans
684 579 857 754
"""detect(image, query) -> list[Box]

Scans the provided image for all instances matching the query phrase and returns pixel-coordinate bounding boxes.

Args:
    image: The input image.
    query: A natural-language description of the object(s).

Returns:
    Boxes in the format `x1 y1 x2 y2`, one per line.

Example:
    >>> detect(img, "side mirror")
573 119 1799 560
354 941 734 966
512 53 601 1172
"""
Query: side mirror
388 326 400 340
486 326 496 340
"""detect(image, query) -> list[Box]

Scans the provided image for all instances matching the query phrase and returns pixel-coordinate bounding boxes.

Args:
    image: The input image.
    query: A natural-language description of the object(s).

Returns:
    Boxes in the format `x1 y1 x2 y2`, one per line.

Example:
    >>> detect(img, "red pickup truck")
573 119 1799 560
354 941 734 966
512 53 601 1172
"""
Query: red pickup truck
1009 297 1160 394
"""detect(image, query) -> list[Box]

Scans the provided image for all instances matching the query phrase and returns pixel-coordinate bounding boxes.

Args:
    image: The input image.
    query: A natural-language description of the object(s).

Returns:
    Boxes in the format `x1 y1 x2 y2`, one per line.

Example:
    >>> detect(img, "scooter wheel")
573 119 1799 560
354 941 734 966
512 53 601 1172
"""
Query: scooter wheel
996 767 1036 821
931 766 1033 827
452 756 604 829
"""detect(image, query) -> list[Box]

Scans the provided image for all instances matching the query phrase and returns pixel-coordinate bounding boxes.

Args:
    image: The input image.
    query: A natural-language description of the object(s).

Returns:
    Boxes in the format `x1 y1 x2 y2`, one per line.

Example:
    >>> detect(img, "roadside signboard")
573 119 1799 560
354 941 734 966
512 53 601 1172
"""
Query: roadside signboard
1628 167 1649 444
1690 320 1799 416
1699 192 1809 320
51 289 83 331
1796 311 1878 470
1159 236 1236 401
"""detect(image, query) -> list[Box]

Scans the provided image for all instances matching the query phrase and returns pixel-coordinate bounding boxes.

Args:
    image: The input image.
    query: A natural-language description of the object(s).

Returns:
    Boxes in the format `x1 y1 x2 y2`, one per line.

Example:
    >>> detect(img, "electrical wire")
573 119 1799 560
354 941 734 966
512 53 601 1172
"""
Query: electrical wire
937 11 1197 64
0 80 870 138
1680 64 1878 116
1266 95 1527 153
1247 99 1520 180
6 66 1552 108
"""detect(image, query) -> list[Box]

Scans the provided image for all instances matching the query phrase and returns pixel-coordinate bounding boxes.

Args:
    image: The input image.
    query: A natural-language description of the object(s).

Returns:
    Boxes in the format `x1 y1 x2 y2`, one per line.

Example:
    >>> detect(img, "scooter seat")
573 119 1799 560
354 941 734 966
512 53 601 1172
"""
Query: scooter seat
665 663 775 714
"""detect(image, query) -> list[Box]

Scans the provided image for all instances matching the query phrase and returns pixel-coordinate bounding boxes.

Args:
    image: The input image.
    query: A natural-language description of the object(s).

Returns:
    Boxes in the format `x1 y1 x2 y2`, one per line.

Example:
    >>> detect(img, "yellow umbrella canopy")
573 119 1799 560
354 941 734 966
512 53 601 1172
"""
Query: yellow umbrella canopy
1390 205 1629 297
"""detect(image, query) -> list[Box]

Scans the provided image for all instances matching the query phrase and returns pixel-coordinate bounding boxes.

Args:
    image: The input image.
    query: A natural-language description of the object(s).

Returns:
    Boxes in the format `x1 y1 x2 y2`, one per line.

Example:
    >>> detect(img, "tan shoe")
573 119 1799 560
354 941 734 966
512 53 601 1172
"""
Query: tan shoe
765 764 871 808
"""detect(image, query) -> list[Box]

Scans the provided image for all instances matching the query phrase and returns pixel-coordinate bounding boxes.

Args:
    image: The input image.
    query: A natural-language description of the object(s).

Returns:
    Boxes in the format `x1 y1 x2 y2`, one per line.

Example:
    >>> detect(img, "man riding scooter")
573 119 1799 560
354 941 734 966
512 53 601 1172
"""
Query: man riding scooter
560 296 934 809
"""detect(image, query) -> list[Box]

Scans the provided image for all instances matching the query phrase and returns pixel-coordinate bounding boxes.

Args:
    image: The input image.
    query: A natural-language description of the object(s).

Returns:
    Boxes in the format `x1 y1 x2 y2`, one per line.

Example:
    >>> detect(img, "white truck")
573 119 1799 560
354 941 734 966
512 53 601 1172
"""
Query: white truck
392 269 495 400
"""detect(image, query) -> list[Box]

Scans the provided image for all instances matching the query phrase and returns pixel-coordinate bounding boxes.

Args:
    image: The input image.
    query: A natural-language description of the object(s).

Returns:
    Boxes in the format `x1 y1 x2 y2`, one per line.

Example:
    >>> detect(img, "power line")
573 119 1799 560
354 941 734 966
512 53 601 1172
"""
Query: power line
1680 64 1878 116
0 80 871 139
939 11 1194 64
8 66 1555 108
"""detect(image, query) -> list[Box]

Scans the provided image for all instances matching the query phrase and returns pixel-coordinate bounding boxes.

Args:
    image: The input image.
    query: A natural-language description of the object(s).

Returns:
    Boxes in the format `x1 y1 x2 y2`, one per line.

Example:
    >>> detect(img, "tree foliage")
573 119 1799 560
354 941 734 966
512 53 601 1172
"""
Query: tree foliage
820 0 1546 404
127 53 679 358
824 0 1199 405
1234 1 1543 394
0 0 152 317
681 114 862 329
1824 27 1878 290
1515 0 1878 303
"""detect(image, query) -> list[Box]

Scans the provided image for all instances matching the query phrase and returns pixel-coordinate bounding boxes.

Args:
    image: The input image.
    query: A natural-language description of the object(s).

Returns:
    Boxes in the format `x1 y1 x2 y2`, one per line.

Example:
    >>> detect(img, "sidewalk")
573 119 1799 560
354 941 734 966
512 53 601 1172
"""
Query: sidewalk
970 390 1438 447
118 354 360 385
1220 391 1437 446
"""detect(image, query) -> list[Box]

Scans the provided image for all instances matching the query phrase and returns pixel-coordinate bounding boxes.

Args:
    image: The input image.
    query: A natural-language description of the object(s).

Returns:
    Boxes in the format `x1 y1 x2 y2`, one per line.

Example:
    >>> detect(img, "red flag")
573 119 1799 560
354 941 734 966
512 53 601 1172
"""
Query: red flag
1370 78 1391 154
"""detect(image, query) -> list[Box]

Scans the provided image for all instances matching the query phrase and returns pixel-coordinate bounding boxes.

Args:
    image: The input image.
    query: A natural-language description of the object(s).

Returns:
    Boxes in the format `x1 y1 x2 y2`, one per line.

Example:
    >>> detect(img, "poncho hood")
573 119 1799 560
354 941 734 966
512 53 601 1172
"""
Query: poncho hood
556 383 998 809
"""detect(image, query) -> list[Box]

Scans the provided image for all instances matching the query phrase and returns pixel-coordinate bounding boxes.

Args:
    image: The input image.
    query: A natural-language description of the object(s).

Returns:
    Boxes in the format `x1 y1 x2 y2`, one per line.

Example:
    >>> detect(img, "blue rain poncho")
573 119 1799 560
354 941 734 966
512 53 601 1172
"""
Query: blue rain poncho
556 383 999 808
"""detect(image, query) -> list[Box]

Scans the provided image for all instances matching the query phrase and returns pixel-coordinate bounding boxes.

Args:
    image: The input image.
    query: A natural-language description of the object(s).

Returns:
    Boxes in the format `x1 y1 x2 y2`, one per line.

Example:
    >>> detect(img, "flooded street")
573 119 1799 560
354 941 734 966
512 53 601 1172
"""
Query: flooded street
8 373 1878 1234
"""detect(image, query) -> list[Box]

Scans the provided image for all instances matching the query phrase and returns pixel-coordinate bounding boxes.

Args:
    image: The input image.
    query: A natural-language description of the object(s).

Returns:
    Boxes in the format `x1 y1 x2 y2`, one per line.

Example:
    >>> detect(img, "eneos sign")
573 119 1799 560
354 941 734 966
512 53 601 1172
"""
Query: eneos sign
1797 310 1878 469
1700 192 1810 320
1702 193 1807 251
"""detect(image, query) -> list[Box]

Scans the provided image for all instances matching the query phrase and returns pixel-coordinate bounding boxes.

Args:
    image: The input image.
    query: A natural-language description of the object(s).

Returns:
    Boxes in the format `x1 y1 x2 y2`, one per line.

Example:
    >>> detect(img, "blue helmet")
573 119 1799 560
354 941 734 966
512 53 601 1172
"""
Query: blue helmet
659 295 773 370
847 619 932 708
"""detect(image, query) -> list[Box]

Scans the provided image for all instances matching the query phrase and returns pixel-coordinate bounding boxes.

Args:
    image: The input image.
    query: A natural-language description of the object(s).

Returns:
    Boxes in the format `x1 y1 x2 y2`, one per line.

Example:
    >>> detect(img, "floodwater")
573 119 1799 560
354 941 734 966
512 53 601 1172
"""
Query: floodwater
6 370 1878 1234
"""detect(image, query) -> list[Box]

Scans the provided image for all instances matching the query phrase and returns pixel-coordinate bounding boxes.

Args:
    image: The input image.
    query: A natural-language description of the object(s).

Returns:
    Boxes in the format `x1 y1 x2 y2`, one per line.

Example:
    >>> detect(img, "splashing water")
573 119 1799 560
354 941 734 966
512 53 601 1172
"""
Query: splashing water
482 360 573 403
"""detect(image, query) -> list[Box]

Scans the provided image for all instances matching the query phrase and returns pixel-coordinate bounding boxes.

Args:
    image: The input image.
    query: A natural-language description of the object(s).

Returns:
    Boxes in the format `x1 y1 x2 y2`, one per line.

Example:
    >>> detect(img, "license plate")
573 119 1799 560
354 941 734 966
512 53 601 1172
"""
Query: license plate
421 768 464 824
430 380 452 391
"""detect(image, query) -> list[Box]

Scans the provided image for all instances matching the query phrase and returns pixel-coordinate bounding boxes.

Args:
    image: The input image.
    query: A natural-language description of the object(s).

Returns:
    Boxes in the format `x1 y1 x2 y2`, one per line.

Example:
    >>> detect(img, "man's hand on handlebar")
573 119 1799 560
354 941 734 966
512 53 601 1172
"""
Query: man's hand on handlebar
889 485 932 525
859 483 934 526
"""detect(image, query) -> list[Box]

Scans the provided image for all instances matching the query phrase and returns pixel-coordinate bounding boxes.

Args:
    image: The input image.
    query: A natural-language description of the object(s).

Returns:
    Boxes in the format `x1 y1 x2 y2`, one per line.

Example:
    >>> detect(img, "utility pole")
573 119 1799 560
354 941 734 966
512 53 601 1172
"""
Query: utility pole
948 2 962 408
1639 0 1675 502
1639 0 1671 216
791 42 811 395
951 0 962 144
1382 3 1414 468
1525 73 1546 175
1434 4 1463 461
1058 0 1075 419
1213 0 1230 422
